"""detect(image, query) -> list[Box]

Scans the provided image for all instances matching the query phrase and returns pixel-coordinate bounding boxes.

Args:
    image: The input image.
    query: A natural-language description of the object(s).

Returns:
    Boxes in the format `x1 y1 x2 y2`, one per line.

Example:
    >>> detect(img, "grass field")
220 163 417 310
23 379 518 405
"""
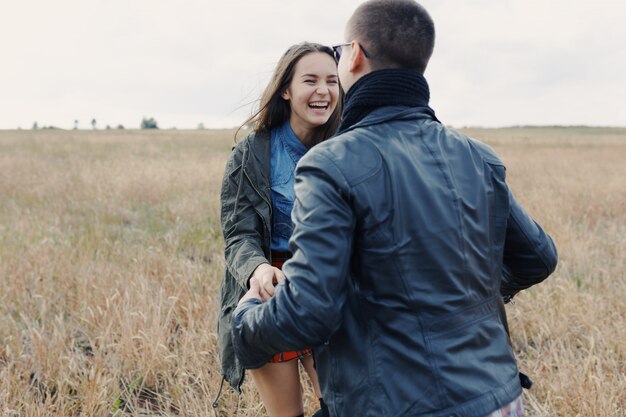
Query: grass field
0 127 624 416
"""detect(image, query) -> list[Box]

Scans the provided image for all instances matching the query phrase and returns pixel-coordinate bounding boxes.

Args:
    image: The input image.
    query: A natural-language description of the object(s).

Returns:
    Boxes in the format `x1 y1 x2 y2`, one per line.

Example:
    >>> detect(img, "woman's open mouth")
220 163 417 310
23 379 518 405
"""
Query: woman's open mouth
309 101 330 111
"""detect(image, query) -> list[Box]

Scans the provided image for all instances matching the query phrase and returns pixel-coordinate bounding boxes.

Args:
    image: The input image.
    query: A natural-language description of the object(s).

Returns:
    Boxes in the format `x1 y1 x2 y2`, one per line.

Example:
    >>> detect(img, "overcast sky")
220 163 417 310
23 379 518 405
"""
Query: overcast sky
1 0 625 130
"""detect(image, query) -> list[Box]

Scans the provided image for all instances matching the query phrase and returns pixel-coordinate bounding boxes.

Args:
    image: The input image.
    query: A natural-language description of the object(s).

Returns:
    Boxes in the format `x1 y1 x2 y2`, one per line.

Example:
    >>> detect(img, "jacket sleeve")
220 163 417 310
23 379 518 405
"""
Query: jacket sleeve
220 144 269 290
231 149 355 368
500 189 558 297
470 139 557 297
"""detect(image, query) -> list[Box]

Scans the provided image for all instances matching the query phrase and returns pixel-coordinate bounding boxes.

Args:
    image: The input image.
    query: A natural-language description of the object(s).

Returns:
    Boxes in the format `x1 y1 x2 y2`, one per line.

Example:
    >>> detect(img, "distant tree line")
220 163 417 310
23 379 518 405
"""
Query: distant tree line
28 117 211 130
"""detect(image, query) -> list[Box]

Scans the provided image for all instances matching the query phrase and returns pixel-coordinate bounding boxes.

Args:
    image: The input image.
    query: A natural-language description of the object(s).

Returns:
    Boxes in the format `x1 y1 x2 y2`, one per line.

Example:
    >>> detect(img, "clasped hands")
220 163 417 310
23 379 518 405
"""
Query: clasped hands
239 263 285 305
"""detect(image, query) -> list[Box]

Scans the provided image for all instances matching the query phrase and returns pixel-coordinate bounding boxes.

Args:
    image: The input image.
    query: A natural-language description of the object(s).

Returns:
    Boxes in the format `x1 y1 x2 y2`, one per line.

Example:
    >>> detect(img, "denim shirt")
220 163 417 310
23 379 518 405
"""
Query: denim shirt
270 121 308 252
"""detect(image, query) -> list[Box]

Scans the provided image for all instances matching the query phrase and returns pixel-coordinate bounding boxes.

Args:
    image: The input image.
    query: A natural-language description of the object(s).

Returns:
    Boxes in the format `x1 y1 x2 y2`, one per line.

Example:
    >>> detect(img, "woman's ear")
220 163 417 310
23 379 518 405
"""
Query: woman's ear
281 89 290 100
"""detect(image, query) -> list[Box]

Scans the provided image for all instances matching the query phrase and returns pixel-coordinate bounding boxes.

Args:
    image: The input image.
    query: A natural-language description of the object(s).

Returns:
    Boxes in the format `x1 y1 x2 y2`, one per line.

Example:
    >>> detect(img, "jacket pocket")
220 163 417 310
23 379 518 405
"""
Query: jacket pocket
422 297 518 407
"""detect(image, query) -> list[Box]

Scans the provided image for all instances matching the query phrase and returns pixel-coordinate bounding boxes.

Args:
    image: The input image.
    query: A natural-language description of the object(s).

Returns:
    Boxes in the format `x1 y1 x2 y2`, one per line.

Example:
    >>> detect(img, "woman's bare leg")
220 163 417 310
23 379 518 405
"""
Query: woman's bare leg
249 360 303 417
300 355 322 399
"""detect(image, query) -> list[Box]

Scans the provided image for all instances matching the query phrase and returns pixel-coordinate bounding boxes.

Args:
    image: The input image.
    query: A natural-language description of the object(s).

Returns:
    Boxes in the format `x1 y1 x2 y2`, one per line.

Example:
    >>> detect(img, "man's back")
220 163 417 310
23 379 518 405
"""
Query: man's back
231 109 557 417
279 106 557 416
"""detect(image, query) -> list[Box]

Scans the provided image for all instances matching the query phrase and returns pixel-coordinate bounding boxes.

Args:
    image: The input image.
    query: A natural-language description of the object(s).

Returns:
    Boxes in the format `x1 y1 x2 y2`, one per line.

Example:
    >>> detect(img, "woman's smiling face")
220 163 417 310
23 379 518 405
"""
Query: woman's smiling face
281 51 340 140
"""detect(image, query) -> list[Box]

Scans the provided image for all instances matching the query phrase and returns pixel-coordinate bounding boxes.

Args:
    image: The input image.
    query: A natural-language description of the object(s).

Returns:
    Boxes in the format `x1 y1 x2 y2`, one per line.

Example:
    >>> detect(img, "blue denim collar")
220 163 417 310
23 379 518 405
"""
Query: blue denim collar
275 120 307 164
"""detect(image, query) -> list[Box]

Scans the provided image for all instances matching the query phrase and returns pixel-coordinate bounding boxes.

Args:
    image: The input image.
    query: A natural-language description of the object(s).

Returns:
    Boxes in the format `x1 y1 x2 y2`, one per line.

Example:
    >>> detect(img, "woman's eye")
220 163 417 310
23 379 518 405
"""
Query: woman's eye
328 79 339 84
304 80 315 84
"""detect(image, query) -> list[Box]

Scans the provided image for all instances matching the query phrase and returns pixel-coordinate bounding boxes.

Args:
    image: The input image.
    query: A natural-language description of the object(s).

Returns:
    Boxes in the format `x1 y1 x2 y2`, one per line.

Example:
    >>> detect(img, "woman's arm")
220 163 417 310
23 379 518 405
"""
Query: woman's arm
220 145 270 290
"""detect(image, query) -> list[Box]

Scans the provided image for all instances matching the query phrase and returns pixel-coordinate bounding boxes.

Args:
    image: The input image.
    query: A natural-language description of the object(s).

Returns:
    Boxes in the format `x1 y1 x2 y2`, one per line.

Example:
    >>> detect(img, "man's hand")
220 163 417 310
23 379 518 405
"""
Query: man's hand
250 263 286 301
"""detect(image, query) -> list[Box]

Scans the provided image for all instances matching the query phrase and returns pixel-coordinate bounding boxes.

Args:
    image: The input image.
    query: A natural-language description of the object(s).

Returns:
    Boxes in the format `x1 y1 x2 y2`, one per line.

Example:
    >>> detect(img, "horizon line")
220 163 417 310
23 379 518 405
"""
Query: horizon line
2 124 625 131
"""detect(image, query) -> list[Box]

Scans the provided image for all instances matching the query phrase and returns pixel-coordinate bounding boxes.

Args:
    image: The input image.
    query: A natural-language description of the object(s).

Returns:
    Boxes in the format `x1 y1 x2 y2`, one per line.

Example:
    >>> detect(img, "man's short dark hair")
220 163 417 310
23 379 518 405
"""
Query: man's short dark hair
347 0 435 73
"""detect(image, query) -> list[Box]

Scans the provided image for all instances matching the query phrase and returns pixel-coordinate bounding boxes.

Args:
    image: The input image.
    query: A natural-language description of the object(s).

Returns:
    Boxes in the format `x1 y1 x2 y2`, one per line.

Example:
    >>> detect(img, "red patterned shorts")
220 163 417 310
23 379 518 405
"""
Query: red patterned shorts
268 251 313 363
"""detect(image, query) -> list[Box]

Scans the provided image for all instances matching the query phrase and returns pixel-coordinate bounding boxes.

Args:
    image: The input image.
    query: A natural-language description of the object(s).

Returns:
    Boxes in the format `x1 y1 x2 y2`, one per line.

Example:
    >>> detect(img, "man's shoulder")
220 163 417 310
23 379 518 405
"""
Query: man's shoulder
314 130 367 154
461 133 505 167
299 130 383 187
434 124 505 167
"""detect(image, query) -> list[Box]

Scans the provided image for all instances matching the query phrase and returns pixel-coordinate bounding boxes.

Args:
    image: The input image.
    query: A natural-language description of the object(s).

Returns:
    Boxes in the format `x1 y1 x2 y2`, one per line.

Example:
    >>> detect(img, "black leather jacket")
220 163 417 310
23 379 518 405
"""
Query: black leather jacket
232 107 558 416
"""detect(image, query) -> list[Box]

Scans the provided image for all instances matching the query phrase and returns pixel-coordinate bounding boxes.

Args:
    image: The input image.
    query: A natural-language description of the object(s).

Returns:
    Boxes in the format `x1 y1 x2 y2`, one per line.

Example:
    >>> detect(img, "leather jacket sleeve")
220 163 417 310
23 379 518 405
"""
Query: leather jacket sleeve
220 144 269 290
500 189 558 298
231 149 355 368
470 138 557 298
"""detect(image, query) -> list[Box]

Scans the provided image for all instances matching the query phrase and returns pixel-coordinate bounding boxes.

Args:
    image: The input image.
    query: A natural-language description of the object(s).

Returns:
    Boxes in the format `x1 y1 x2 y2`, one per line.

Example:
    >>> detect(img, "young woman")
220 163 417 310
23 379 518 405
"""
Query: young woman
217 42 341 417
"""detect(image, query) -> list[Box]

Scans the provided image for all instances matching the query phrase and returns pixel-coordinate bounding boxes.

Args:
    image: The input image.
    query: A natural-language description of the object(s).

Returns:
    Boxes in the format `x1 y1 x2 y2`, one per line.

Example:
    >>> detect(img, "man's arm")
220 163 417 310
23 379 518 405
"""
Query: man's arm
501 191 558 298
231 150 356 369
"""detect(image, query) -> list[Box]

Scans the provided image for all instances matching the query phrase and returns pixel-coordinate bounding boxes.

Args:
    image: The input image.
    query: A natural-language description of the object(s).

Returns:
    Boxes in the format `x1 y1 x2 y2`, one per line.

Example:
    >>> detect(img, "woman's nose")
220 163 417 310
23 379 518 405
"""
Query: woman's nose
316 85 329 95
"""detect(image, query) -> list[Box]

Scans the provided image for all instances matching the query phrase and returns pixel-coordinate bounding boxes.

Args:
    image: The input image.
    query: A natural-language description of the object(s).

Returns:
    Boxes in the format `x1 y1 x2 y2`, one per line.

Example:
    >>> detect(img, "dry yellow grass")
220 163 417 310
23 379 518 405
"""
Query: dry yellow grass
0 127 624 416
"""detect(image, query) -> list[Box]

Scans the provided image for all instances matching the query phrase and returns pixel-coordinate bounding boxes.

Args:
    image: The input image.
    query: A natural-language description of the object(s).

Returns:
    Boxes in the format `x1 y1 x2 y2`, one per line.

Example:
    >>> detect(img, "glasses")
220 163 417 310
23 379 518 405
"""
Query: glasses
331 42 370 62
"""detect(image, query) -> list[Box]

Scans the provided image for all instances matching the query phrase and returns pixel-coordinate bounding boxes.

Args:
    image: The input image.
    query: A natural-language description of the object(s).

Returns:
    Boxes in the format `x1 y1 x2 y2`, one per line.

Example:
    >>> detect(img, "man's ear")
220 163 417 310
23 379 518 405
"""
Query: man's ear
348 40 367 73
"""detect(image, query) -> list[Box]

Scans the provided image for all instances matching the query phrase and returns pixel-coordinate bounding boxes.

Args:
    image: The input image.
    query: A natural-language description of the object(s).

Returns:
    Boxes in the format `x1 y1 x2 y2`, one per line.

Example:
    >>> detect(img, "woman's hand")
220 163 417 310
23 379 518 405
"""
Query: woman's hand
250 263 285 301
238 275 262 305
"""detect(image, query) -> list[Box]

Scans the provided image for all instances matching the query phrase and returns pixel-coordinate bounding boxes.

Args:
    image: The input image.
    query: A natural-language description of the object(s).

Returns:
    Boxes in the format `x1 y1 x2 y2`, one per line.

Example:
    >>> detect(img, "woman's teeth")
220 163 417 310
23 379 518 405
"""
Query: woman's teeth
309 102 328 109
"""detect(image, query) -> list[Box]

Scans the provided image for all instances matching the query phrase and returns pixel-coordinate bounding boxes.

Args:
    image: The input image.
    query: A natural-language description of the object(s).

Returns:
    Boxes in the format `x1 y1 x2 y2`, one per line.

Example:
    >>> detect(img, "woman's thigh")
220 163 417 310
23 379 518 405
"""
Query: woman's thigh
248 360 303 417
300 355 322 399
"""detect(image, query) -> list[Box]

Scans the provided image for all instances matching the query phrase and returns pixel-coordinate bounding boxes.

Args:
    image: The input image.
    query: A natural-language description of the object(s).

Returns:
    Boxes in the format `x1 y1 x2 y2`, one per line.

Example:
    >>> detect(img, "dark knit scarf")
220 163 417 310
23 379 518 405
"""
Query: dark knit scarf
338 68 438 133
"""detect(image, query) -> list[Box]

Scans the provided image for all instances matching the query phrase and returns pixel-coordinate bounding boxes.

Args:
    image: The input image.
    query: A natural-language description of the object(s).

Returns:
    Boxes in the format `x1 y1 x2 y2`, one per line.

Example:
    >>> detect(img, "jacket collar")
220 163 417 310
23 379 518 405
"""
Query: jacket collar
338 105 439 135
338 69 432 133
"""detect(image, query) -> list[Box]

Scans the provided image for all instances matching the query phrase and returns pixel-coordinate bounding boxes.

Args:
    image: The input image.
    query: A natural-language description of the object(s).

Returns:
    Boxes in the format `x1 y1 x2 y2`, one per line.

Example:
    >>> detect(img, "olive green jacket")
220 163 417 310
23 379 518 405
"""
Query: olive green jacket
218 130 272 390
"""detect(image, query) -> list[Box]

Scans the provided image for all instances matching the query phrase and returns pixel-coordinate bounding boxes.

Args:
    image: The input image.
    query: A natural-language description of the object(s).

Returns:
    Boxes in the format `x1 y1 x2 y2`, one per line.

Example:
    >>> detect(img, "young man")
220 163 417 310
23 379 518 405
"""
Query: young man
231 1 558 416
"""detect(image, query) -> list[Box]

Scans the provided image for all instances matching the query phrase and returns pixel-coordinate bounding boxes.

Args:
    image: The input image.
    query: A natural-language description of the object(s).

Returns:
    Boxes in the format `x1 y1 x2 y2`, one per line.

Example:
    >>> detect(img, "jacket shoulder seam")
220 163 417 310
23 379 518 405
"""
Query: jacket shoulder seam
323 130 384 187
